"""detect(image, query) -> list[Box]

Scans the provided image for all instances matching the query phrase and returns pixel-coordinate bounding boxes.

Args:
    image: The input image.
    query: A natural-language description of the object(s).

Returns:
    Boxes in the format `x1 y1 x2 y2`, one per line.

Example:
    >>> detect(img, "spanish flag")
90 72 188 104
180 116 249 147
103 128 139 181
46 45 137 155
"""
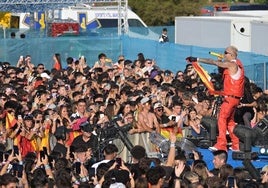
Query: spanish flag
40 123 51 152
192 62 215 93
161 127 183 140
6 112 17 130
66 131 81 146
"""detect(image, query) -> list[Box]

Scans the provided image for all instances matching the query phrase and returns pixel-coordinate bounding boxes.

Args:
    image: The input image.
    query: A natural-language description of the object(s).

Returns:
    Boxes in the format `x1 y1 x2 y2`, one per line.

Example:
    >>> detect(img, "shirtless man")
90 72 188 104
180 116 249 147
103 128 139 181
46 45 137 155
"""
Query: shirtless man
137 97 160 133
136 97 160 153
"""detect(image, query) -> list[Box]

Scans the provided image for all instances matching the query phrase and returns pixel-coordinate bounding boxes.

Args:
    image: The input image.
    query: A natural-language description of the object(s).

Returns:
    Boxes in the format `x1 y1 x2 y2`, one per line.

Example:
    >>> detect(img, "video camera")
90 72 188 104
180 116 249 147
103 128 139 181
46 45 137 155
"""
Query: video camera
95 115 134 159
96 120 132 141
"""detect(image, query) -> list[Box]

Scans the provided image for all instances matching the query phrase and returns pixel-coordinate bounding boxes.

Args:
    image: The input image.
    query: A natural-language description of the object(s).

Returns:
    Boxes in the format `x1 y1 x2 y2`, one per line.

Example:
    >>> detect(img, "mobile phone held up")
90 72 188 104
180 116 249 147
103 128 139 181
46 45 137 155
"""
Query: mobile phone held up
227 176 235 188
13 145 19 156
115 157 122 169
75 162 81 174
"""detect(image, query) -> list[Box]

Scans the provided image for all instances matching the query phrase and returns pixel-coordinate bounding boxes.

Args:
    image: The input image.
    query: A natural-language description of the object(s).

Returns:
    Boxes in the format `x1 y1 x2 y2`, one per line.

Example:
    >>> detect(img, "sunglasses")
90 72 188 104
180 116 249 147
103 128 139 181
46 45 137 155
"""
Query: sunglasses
224 51 232 55
178 74 183 77
157 108 164 112
38 67 44 69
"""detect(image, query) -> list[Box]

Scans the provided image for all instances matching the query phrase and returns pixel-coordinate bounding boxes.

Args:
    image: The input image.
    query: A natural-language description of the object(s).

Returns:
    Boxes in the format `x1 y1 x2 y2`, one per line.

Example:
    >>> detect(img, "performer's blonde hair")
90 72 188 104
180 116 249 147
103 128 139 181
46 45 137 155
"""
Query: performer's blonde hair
229 45 238 58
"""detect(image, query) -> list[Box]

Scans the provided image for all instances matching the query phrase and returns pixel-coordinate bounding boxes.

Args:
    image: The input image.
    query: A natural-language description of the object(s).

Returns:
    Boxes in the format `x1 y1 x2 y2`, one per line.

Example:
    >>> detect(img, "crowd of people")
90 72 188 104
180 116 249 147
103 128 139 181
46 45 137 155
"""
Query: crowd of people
0 46 268 187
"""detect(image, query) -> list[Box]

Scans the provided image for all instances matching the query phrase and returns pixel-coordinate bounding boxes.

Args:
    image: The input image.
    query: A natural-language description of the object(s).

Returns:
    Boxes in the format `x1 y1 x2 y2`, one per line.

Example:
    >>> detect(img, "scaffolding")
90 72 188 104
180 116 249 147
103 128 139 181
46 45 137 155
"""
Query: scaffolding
0 0 128 35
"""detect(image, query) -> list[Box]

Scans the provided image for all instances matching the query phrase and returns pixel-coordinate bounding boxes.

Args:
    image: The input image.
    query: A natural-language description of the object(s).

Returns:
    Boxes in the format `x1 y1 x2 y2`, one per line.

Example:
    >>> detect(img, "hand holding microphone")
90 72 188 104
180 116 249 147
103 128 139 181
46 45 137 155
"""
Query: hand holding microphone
209 51 224 59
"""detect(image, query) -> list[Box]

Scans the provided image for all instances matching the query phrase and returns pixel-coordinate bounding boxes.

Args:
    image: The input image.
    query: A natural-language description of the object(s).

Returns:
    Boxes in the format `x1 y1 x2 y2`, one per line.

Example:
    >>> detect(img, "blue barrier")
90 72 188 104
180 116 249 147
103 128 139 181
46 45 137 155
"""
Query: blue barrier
0 28 267 89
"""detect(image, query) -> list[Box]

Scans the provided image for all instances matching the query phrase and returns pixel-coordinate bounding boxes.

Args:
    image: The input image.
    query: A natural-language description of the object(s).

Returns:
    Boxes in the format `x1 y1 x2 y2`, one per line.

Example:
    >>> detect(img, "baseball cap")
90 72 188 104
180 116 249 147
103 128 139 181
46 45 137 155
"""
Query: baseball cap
150 70 159 79
23 114 34 120
80 121 93 132
140 97 150 104
164 70 172 76
40 72 51 79
153 102 163 109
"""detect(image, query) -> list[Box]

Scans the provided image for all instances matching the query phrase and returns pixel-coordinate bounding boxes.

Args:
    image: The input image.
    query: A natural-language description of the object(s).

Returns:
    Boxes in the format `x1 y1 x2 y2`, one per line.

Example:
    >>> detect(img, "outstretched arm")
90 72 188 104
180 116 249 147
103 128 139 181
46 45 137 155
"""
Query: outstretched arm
186 56 235 69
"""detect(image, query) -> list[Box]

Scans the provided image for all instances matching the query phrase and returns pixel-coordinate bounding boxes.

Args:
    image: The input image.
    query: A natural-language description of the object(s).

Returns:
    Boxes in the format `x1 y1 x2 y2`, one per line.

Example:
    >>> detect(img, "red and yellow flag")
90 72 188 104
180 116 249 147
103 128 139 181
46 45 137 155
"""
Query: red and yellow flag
40 123 51 152
192 62 215 93
66 131 81 146
6 112 17 130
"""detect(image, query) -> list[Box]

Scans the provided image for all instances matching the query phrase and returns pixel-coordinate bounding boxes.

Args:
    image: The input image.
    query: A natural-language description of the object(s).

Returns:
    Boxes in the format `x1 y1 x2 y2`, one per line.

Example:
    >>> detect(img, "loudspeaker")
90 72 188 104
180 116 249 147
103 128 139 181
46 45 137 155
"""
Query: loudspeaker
200 116 218 141
234 124 257 152
254 115 268 146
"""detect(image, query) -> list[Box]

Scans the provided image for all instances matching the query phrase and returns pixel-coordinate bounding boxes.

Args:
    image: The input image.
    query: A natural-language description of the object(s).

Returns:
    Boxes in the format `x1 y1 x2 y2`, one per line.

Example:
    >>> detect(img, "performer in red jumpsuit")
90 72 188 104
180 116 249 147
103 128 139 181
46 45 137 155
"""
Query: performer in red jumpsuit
186 46 245 151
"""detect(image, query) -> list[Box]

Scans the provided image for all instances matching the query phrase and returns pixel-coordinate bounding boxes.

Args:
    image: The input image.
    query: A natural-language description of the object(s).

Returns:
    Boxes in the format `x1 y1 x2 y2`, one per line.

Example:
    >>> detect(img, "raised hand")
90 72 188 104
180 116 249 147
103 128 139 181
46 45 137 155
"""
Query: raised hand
186 56 198 63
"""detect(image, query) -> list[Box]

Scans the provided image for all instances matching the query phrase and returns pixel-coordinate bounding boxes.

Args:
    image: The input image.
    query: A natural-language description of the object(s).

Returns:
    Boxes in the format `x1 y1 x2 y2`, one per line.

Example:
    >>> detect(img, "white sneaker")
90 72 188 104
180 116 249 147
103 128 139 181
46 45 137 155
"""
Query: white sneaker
208 146 218 151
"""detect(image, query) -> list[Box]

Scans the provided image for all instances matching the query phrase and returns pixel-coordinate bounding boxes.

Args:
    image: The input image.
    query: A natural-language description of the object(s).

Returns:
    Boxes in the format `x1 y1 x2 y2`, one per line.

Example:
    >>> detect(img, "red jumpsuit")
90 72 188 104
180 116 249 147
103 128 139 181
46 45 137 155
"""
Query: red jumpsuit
213 59 244 151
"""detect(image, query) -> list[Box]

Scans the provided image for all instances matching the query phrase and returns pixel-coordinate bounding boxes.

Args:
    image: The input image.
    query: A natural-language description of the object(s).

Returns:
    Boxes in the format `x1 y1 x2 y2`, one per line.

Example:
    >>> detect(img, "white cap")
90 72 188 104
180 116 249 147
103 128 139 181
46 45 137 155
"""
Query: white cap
153 102 163 109
110 183 126 188
40 72 51 79
140 97 150 104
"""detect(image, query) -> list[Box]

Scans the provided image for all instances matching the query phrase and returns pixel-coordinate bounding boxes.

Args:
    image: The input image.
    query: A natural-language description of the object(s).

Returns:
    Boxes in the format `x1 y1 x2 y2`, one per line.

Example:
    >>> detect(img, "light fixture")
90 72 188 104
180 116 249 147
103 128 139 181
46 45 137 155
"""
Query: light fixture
259 146 268 155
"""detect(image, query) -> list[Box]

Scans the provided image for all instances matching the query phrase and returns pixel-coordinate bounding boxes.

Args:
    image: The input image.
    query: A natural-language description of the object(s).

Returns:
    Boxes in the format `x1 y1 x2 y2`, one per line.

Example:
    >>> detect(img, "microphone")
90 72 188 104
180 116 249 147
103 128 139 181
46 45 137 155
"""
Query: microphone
209 51 224 59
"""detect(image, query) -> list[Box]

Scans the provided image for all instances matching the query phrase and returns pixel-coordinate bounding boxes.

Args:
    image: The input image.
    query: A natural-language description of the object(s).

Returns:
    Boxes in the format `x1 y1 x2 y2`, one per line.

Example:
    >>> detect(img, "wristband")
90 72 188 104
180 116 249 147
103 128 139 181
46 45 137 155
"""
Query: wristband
163 123 167 127
80 176 88 182
170 143 175 147
73 180 80 185
44 164 50 170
